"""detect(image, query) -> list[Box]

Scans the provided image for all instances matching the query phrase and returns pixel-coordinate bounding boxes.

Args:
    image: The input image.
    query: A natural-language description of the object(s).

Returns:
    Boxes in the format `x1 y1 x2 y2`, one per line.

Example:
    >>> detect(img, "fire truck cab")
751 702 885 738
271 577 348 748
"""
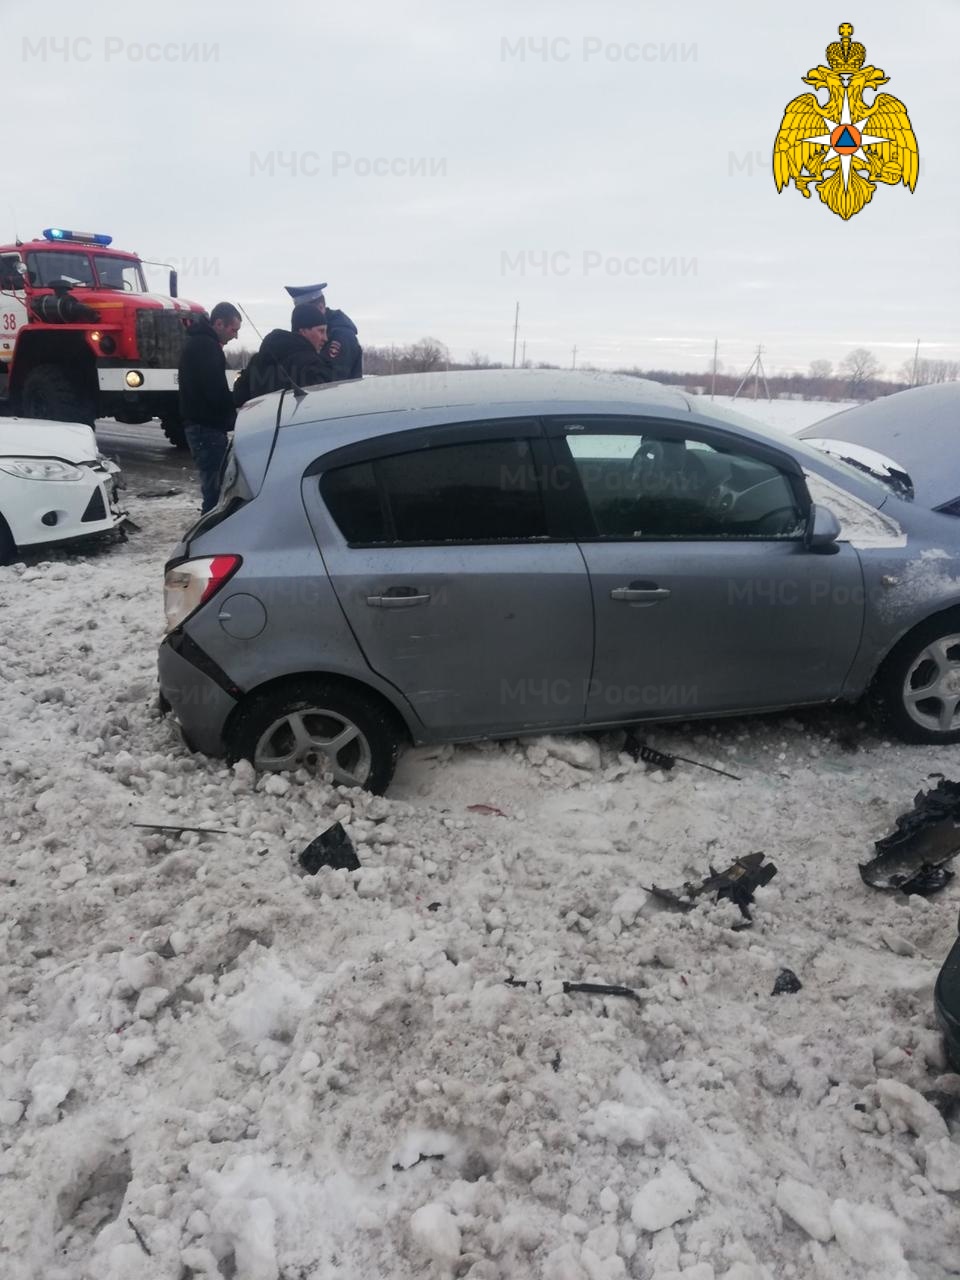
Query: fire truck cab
0 228 205 447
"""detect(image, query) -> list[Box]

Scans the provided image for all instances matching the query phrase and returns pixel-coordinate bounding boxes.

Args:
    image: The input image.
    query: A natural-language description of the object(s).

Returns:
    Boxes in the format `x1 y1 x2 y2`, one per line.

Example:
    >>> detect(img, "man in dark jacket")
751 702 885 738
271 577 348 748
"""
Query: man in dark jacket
233 304 336 408
178 302 242 513
285 283 362 379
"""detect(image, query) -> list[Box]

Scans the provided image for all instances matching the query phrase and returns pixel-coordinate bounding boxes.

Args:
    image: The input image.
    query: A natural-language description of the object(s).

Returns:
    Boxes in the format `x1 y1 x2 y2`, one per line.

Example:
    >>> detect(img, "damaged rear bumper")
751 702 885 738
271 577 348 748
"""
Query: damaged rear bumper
157 631 241 757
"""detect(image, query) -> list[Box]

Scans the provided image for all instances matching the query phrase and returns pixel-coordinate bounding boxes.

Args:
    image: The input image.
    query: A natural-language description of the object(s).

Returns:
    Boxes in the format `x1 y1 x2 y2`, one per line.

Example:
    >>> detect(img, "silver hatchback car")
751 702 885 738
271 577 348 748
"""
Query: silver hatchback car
159 371 960 793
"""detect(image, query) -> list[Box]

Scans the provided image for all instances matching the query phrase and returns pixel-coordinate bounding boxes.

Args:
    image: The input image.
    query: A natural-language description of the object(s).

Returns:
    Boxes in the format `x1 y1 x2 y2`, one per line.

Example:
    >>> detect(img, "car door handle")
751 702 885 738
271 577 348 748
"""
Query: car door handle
366 591 431 609
611 585 671 604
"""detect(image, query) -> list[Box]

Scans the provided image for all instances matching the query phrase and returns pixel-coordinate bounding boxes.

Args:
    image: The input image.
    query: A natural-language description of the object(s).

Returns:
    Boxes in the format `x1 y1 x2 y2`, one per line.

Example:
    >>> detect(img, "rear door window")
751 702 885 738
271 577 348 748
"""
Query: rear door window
320 438 548 544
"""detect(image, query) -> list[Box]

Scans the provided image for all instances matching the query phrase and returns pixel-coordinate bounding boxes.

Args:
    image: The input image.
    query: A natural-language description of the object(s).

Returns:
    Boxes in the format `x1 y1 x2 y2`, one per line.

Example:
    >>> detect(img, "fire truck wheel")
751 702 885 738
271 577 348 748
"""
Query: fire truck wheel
161 416 188 450
21 365 96 427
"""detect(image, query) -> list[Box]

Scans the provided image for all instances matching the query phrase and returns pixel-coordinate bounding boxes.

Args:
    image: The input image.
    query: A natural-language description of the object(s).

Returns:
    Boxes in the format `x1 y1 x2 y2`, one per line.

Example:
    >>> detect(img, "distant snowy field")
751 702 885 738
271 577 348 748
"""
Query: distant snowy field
692 395 860 436
1 439 959 1280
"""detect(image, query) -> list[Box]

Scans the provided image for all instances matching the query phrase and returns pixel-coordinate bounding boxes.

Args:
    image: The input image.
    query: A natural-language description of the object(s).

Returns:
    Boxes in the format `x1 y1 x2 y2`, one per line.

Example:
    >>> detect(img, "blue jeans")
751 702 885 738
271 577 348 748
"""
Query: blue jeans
184 425 230 514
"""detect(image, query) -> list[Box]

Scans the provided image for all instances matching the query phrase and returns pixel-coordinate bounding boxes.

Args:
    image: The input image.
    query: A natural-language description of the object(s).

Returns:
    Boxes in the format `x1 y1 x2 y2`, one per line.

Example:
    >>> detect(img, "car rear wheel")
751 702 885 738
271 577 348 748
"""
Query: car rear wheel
228 679 402 793
874 608 960 744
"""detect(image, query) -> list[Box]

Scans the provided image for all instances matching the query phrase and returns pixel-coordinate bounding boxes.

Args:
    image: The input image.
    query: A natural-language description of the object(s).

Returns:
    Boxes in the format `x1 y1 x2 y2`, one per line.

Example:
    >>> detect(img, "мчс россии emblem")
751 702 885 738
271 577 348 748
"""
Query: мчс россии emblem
773 23 918 221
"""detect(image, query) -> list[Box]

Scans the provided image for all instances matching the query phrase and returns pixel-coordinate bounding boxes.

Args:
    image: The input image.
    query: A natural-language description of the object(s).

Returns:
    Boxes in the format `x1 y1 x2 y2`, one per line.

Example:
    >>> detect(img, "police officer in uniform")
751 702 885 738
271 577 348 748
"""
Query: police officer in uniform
285 283 362 379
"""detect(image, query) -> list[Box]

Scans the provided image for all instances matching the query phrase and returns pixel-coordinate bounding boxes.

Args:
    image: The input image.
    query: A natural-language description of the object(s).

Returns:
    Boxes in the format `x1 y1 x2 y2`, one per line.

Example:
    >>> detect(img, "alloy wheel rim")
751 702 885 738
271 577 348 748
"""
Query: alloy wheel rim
254 707 372 787
902 633 960 734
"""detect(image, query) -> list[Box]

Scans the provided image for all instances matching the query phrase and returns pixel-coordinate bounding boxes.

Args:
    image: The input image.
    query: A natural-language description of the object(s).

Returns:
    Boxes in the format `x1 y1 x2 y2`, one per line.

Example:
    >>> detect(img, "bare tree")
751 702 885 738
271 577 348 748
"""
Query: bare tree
807 358 833 399
899 357 960 386
839 348 881 395
467 349 491 369
405 337 449 373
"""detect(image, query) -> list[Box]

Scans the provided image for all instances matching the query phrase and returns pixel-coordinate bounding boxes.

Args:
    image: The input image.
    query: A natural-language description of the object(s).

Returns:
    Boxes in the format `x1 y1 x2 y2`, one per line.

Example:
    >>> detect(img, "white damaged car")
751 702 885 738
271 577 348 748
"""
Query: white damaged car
0 417 126 563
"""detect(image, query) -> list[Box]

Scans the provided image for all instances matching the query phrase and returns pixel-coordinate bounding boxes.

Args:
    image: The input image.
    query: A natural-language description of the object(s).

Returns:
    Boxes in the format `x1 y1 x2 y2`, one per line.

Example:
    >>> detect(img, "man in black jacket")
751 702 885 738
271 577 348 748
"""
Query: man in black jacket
178 302 242 513
285 283 362 379
233 304 336 407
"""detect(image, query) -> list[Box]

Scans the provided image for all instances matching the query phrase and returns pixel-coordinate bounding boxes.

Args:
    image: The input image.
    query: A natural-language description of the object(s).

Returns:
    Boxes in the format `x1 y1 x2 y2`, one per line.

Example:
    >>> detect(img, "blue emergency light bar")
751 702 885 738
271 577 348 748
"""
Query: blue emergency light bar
42 228 113 246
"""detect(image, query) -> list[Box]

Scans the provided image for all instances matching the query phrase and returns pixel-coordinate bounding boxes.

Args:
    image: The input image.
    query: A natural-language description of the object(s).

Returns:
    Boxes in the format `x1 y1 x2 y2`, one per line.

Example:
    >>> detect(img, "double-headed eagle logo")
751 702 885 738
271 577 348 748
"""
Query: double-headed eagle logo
773 23 918 220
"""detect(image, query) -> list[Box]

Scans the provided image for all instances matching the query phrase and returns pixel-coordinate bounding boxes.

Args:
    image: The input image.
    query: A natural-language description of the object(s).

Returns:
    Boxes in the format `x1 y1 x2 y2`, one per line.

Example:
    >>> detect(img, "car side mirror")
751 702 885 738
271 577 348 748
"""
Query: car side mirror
805 502 842 554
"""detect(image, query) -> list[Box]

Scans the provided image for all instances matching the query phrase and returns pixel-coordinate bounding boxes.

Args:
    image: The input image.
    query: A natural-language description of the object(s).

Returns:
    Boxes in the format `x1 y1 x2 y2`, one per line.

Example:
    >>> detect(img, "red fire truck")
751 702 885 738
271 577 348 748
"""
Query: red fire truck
0 228 205 447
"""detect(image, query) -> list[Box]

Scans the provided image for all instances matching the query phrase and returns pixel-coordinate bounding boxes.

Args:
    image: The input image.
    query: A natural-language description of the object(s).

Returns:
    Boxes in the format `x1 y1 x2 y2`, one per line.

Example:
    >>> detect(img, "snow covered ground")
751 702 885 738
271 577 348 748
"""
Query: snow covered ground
691 396 859 436
2 477 960 1280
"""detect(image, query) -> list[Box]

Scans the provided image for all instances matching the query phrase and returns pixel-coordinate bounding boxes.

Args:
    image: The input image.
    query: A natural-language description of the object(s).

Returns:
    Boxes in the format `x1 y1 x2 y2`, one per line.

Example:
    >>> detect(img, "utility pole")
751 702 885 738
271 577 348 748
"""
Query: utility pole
511 301 519 368
733 344 771 402
911 338 921 386
571 345 577 370
711 337 718 400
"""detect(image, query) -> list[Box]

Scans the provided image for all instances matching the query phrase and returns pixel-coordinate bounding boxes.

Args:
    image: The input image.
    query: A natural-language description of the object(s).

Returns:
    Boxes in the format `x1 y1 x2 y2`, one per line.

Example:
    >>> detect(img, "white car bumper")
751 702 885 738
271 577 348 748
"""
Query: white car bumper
1 456 127 550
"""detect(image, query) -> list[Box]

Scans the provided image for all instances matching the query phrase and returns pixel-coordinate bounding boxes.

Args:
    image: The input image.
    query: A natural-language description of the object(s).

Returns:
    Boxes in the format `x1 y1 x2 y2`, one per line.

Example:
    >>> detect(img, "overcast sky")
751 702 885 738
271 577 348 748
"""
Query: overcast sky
8 0 958 376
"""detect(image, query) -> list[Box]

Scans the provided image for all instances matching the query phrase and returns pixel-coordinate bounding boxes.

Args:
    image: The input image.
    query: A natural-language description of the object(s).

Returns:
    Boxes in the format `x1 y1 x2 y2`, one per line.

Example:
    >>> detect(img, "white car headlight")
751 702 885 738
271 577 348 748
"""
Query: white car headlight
0 458 84 482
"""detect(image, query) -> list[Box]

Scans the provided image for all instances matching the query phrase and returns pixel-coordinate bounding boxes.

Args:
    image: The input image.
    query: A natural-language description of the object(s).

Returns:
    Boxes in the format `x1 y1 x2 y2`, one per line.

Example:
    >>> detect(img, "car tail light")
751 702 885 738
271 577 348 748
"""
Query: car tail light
163 555 240 632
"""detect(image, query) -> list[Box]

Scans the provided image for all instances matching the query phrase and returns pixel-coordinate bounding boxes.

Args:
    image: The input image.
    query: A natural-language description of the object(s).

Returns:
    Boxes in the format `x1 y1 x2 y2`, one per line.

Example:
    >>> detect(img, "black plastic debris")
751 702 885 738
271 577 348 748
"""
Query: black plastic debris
623 730 741 781
772 968 803 995
505 976 644 1005
427 902 442 912
859 778 960 894
647 851 777 920
298 822 360 874
392 1152 445 1172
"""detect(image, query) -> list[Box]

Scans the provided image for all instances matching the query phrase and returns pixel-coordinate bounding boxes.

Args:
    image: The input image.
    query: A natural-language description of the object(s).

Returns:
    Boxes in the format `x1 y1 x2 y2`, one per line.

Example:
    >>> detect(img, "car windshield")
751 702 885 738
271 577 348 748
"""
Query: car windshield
24 251 147 292
26 250 95 288
698 401 892 499
93 255 147 292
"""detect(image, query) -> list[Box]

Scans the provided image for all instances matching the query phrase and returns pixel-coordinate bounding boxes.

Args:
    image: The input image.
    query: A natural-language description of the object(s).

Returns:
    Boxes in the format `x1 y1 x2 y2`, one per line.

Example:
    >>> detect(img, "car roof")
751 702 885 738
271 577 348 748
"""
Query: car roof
229 370 891 509
278 369 692 426
798 383 960 510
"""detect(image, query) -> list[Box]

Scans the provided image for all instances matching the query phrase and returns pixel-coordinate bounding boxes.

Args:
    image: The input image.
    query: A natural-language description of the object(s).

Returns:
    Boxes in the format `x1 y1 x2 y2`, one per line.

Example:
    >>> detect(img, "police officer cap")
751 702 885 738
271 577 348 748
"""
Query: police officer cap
285 283 328 304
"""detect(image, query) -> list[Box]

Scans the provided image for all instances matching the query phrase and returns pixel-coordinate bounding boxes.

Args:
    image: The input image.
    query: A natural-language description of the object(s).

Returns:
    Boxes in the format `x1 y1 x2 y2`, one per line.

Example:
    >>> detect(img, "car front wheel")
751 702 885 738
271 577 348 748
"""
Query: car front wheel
875 609 960 744
228 679 402 794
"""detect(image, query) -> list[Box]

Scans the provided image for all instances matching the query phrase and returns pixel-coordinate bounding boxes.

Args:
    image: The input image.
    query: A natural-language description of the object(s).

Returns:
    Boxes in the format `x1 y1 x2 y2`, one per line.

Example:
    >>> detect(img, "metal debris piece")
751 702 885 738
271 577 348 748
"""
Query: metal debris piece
505 976 644 1004
647 851 778 920
772 968 803 995
133 822 233 836
623 731 742 781
467 803 508 816
127 1218 152 1257
860 778 960 893
298 821 360 874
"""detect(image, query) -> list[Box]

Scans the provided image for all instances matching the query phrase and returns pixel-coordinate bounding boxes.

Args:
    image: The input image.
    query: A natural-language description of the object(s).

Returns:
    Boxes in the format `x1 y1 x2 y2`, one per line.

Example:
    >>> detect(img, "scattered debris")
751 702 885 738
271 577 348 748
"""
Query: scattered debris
859 779 960 894
551 1050 562 1073
127 1218 152 1257
298 822 360 874
623 731 742 781
135 487 182 500
133 822 233 836
392 1152 445 1172
505 977 644 1004
466 803 508 816
772 968 803 996
647 852 778 920
427 902 442 912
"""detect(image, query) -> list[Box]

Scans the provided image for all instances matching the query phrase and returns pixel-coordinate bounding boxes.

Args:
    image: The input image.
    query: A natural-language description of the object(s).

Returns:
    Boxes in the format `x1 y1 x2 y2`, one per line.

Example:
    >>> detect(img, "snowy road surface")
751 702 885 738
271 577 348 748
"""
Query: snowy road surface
2 414 959 1280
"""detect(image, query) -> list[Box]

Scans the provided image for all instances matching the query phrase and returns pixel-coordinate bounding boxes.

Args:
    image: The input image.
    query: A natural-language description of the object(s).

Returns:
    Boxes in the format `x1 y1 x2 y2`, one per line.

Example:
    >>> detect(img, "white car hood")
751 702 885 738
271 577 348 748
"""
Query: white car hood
0 417 99 463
